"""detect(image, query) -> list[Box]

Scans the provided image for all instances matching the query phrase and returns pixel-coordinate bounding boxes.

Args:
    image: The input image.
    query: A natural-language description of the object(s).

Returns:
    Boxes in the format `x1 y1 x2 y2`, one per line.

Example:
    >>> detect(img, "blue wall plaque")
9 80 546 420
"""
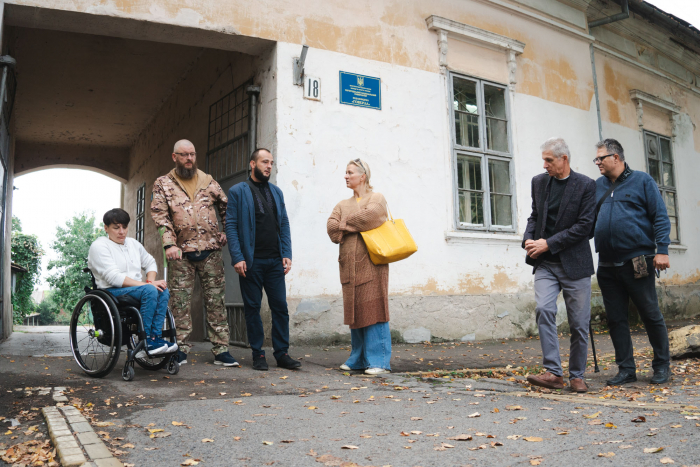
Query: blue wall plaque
339 71 381 110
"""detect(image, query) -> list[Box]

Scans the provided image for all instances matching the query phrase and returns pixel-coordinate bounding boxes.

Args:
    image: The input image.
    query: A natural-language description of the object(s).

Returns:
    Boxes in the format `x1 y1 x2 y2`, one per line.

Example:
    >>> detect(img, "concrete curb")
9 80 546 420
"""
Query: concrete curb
42 406 123 467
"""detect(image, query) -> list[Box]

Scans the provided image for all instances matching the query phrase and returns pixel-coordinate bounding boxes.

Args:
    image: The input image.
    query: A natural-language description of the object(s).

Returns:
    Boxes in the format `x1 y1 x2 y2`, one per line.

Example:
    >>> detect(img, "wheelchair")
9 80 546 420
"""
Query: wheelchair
69 268 180 381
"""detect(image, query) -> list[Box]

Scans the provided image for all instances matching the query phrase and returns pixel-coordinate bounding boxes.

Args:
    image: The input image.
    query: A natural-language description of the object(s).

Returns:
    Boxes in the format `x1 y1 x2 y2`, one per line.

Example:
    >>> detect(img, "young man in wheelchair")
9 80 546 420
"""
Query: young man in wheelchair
88 208 177 358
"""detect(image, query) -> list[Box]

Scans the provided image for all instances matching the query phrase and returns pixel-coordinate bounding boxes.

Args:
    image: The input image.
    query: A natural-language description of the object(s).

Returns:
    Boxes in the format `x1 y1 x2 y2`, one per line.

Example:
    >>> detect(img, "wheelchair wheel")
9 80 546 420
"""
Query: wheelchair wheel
122 365 135 382
128 307 178 371
70 294 122 378
167 356 180 375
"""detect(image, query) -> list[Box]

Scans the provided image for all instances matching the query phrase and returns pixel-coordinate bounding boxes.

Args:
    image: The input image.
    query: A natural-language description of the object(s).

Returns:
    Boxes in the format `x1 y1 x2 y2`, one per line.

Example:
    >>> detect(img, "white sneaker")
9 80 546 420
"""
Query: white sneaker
365 368 390 375
340 364 351 371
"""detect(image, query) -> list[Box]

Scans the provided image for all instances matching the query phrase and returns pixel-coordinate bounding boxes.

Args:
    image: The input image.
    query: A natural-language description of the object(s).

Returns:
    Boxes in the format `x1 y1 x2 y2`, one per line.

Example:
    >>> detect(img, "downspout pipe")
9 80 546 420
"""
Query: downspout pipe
588 0 629 141
246 85 261 175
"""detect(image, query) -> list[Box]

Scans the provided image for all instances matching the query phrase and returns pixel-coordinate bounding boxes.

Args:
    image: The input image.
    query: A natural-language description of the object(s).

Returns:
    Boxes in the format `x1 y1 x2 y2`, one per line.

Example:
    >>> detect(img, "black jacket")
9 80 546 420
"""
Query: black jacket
522 170 596 280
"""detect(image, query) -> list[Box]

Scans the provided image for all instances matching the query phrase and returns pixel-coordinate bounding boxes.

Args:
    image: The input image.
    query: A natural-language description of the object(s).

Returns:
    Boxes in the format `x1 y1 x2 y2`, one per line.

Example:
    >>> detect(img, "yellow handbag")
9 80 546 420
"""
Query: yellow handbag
360 207 417 265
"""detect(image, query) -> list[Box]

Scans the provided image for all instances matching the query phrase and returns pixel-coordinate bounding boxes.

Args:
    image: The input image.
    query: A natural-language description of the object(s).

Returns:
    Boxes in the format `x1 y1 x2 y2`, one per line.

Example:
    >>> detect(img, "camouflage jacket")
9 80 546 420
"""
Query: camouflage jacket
151 169 227 252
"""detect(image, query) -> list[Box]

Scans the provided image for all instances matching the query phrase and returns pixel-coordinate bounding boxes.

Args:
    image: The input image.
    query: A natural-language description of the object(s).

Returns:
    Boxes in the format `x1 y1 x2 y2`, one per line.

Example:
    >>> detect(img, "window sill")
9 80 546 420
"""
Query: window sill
668 244 688 252
445 230 522 244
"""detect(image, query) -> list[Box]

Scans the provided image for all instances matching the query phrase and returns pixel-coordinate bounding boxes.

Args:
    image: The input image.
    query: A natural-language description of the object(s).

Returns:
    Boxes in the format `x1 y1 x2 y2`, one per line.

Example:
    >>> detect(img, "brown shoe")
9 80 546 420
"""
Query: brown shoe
569 378 588 393
527 371 564 389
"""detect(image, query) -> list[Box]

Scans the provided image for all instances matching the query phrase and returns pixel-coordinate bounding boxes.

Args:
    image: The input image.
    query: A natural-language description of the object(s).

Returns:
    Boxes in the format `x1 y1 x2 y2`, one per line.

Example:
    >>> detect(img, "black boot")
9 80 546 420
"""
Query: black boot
276 353 301 369
606 370 637 385
253 354 268 371
650 366 670 385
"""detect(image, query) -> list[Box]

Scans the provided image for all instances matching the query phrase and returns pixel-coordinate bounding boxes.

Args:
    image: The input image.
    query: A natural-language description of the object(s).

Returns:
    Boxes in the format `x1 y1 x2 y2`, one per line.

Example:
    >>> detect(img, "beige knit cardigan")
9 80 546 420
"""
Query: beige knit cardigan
327 192 389 329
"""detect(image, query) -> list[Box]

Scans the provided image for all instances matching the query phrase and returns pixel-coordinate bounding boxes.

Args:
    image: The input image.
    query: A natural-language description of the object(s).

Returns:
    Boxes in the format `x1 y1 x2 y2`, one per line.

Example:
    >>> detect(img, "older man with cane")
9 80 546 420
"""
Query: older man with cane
523 138 597 393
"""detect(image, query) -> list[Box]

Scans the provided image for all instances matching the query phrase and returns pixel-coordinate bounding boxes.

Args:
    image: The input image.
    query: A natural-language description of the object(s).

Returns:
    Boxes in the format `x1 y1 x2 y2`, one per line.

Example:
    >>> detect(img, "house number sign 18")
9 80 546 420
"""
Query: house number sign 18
304 76 321 101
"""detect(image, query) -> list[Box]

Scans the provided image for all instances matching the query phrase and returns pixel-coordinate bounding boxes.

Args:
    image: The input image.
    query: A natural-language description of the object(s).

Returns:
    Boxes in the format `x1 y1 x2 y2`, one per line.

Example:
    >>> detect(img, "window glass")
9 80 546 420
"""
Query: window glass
457 155 483 225
648 159 660 184
453 78 479 148
488 159 512 226
659 138 672 162
484 85 508 152
664 191 678 242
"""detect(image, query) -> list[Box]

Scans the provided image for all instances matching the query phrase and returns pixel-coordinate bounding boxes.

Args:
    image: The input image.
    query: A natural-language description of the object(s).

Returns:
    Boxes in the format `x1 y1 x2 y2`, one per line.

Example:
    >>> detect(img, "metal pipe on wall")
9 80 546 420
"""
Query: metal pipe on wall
246 85 261 167
588 0 629 141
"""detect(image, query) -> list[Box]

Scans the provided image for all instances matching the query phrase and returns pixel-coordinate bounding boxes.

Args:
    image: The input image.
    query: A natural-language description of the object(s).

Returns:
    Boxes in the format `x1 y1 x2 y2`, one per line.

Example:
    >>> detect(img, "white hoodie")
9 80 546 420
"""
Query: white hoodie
87 236 158 289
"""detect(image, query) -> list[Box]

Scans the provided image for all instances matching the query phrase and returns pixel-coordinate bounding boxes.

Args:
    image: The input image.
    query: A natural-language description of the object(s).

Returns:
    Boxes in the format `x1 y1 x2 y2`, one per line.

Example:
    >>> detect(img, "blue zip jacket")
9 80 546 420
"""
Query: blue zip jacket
225 180 292 269
594 170 670 263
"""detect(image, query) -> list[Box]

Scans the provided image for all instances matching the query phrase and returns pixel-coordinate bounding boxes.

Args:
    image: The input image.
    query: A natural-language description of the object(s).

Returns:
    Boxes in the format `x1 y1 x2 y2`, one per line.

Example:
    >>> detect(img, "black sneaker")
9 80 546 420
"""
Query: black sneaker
214 351 240 367
175 350 187 365
650 366 670 385
253 354 268 371
277 354 301 369
606 370 637 386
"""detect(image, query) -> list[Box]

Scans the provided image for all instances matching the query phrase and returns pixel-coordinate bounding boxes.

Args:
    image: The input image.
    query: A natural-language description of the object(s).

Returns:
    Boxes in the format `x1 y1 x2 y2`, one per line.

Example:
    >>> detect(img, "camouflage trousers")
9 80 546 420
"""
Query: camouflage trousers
168 249 229 356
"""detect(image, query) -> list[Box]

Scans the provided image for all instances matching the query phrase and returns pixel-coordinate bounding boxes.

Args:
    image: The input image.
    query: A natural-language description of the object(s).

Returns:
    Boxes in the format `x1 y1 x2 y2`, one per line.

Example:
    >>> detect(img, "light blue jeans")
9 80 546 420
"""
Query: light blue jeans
106 285 169 337
344 321 392 370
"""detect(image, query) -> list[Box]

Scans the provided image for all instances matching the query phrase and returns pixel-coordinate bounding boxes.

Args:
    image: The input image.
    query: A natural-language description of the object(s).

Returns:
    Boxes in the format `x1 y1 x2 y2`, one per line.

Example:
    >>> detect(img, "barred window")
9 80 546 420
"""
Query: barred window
451 74 514 231
136 183 146 244
644 131 679 242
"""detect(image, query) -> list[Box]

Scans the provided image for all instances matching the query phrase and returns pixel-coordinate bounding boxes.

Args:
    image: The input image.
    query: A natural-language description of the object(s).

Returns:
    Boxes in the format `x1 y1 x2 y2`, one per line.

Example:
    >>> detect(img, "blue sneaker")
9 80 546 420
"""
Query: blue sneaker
156 337 178 353
175 350 187 365
214 351 239 367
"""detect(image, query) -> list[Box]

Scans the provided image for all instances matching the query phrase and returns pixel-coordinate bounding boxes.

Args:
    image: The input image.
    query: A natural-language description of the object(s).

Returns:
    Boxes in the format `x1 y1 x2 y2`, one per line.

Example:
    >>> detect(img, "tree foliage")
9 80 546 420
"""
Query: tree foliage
11 216 44 323
36 290 63 325
47 213 105 312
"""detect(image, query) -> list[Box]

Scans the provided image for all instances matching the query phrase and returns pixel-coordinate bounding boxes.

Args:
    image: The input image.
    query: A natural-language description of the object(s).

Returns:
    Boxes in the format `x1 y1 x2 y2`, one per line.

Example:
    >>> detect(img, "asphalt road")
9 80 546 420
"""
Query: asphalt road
1 326 699 466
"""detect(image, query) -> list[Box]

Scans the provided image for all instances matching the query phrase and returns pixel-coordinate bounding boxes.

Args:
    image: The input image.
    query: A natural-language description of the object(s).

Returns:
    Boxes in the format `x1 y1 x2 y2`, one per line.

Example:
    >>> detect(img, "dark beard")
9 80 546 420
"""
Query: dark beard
253 165 270 182
175 161 197 179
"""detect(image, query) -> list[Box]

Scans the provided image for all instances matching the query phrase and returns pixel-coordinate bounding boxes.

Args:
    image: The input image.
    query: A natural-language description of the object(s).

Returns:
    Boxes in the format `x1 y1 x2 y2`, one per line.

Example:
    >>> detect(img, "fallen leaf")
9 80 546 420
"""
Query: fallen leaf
122 443 135 449
201 439 214 443
233 437 241 441
241 393 252 397
605 423 617 429
447 434 473 441
523 437 543 442
341 445 358 450
619 445 633 449
262 441 273 445
644 447 664 453
148 429 164 433
670 424 682 428
468 412 480 418
530 460 542 466
660 457 675 464
219 392 227 396
400 431 410 437
557 431 569 435
492 408 500 413
540 407 553 411
95 422 115 427
410 431 422 435
631 416 646 423
506 405 523 411
150 432 171 438
181 460 199 466
598 452 615 458
684 416 699 420
331 396 341 400
308 406 317 410
583 412 601 419
507 435 521 440
279 376 288 380
172 422 185 426
410 417 422 421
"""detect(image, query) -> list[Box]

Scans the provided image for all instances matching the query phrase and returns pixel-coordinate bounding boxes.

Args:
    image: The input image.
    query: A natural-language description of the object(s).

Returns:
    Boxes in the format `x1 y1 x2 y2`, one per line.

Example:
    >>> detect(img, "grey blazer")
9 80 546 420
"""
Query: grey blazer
522 170 596 280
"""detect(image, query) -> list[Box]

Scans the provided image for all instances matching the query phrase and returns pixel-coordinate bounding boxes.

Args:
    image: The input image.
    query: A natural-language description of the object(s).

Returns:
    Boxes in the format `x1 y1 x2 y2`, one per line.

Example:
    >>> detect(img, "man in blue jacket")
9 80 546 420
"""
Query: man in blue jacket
593 138 671 385
225 148 300 371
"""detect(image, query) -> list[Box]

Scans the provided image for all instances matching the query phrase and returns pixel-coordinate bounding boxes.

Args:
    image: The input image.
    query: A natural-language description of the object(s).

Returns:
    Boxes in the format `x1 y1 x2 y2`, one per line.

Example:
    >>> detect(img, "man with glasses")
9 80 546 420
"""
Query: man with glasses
225 148 300 371
523 137 597 393
151 139 237 367
593 138 671 385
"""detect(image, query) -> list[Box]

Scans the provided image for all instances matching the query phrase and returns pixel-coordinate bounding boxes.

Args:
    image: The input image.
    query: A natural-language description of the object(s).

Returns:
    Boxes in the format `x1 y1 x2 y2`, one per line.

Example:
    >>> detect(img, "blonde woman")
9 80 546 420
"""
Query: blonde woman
327 159 391 375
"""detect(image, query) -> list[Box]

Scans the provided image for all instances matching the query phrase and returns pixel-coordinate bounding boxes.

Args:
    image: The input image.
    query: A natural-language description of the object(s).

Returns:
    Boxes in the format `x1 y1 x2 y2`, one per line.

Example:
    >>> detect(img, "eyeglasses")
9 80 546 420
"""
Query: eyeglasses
175 152 197 158
353 158 365 171
593 154 615 164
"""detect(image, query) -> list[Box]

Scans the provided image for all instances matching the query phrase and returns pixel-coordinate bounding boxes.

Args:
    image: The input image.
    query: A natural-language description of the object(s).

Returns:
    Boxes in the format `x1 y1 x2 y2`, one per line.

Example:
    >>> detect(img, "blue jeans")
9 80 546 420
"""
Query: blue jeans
239 257 290 360
344 321 392 370
106 285 170 337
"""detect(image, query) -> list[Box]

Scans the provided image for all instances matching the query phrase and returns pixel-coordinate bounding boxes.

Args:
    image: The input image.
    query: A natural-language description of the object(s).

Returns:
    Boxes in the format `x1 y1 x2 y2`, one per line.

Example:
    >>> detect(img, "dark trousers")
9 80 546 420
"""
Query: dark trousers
596 257 670 372
239 257 290 360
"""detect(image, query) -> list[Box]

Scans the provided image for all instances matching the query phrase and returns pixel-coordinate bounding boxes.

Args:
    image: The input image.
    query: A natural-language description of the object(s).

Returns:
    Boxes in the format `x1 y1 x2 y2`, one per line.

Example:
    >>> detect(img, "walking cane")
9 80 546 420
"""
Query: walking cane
589 321 600 373
158 227 168 281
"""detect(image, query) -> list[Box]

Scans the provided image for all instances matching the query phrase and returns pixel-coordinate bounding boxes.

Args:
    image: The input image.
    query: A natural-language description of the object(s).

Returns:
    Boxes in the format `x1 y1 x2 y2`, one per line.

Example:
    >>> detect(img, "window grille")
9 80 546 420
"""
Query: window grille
136 183 146 244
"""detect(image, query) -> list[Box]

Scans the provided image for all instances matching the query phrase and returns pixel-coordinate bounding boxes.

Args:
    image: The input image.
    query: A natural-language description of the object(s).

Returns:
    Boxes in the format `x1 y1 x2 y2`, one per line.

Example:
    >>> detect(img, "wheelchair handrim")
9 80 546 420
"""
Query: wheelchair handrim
70 294 117 375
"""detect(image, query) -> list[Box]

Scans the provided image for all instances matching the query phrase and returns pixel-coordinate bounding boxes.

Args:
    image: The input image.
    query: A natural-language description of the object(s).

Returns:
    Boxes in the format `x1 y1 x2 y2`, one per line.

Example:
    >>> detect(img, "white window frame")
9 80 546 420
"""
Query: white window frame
449 73 516 232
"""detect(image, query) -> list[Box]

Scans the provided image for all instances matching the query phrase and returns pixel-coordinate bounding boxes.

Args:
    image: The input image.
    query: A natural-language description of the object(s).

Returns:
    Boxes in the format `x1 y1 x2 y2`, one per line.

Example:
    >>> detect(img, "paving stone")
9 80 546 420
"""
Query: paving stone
83 442 113 459
76 431 102 445
53 435 78 448
94 458 123 467
57 444 83 459
69 421 93 433
60 452 88 467
49 423 71 436
49 429 73 440
66 414 87 424
53 395 69 402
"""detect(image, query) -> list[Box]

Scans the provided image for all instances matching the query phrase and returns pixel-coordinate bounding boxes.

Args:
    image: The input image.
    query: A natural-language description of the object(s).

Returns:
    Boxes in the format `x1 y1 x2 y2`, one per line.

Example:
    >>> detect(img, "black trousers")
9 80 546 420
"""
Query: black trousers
596 257 670 372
